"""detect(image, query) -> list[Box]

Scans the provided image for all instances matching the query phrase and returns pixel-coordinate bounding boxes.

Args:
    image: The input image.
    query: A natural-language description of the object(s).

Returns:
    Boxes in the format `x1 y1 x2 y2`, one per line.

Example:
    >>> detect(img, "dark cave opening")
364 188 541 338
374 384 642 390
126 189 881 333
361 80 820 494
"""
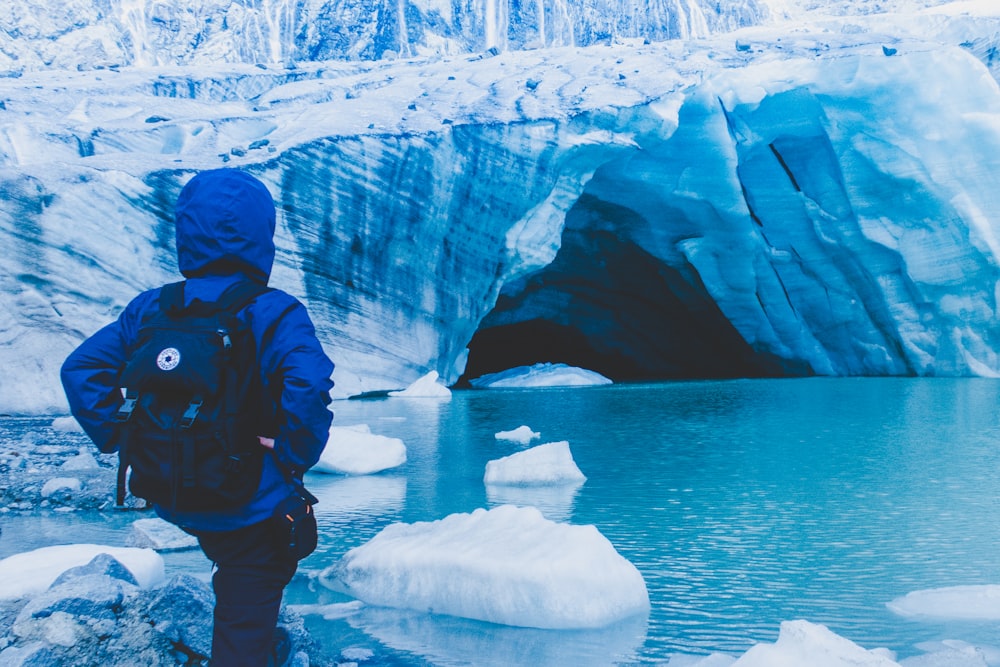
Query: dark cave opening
459 194 795 386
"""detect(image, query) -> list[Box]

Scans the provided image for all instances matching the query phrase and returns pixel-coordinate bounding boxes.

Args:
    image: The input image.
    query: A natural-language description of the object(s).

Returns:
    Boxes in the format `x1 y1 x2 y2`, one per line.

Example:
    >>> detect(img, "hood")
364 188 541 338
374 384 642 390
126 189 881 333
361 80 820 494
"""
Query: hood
174 168 276 283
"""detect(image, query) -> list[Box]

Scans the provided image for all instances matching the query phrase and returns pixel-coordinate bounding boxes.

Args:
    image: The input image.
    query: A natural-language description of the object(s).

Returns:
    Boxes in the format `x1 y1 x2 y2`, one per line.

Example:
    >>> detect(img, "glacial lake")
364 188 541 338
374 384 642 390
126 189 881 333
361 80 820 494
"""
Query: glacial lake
5 378 1000 664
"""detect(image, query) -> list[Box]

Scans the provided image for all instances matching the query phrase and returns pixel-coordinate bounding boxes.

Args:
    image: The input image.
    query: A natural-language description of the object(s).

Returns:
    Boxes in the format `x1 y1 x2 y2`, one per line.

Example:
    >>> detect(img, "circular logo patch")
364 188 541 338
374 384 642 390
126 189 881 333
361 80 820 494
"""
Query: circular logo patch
156 347 181 371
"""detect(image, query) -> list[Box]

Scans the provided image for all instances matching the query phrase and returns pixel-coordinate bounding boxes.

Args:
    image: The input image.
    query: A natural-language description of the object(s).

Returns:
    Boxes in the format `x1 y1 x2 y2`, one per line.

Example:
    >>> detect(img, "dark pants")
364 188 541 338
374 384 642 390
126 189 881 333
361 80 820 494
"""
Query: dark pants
195 519 298 667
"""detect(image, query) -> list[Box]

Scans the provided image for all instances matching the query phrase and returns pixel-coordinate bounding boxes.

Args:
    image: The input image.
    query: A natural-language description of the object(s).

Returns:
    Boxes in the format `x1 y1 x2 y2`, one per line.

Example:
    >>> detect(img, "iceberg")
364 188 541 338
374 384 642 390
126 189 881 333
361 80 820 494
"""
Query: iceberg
327 504 650 629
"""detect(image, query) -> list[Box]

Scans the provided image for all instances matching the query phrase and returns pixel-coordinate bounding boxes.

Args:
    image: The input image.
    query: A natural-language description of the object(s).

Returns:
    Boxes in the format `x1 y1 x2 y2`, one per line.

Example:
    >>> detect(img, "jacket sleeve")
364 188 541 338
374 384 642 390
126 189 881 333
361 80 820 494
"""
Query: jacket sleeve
60 291 154 453
257 298 334 476
60 320 129 453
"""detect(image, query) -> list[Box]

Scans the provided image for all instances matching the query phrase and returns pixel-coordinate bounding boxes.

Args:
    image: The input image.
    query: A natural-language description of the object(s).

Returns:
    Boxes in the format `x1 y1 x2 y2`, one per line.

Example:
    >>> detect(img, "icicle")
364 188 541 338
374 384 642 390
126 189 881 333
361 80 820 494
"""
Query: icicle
683 0 710 39
536 0 545 46
117 0 153 67
398 0 410 57
262 0 295 63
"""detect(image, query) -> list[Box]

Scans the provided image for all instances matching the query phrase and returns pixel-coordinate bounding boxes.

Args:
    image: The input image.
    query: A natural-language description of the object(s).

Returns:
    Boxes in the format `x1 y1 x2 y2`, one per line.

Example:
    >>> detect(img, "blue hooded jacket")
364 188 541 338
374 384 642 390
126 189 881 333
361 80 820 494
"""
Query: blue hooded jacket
61 169 334 531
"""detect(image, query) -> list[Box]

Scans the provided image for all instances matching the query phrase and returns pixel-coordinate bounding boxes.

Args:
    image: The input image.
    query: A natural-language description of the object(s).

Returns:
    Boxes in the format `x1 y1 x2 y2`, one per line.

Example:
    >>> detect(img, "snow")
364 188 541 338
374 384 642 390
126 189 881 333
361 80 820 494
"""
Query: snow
483 440 586 486
494 425 540 444
0 544 165 600
312 424 407 475
329 504 649 629
470 363 613 389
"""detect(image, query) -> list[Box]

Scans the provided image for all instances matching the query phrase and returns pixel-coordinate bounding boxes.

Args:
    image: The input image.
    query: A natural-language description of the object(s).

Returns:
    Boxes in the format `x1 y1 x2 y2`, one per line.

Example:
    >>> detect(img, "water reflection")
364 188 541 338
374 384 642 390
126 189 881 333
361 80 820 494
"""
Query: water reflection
345 605 649 667
308 473 407 522
484 481 584 522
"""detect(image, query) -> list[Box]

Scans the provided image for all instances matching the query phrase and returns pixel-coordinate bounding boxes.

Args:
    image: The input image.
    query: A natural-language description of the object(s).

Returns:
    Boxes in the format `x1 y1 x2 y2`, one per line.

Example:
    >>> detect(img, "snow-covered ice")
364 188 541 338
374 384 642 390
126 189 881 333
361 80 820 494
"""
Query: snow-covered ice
328 504 649 629
312 424 407 475
483 441 586 486
470 363 613 389
0 544 165 600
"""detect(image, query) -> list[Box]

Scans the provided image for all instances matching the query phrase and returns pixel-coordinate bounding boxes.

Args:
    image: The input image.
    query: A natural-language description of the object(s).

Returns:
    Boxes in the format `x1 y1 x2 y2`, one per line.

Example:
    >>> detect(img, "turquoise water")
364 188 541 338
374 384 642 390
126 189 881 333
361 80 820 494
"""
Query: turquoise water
5 378 1000 664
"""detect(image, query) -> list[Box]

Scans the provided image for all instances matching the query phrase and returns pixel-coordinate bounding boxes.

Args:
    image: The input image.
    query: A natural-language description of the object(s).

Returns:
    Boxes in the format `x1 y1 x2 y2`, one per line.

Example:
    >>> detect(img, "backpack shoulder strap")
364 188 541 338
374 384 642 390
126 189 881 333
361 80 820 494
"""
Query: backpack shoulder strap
158 281 186 317
215 281 272 316
156 280 271 318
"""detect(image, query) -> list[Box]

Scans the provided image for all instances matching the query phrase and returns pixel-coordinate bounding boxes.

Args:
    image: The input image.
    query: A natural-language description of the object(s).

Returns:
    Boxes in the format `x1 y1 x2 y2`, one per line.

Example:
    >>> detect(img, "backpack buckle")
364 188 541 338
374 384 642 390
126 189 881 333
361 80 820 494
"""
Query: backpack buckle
179 398 203 429
115 393 138 422
225 455 244 473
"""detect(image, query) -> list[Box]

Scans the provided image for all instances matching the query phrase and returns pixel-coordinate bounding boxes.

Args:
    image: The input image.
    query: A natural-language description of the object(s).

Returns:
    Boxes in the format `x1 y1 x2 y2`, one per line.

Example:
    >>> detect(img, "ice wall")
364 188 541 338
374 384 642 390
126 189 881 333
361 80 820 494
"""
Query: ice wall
3 4 1000 412
0 0 766 73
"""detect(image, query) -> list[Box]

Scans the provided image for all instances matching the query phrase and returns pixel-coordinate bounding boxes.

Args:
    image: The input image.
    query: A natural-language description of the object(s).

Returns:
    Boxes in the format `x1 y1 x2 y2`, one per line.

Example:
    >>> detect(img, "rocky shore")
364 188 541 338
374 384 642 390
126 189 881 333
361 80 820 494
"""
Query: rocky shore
0 417 342 666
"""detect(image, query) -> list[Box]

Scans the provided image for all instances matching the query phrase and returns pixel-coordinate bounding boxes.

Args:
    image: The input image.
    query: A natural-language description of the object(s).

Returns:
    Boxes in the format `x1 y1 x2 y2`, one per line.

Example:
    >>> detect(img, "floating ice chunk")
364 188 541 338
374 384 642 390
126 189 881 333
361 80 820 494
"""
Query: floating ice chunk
494 425 540 444
287 600 365 620
313 424 407 475
0 544 165 600
732 620 898 666
50 416 83 433
388 370 452 398
905 639 998 666
887 584 1000 620
470 363 612 389
331 505 648 629
126 518 199 552
484 441 586 486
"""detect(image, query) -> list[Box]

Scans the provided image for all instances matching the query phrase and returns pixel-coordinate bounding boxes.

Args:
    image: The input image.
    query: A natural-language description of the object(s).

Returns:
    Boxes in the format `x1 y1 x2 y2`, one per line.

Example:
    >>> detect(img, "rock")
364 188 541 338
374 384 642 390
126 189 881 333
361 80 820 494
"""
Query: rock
39 479 81 504
13 558 139 647
0 641 60 667
59 452 99 471
143 575 214 659
50 554 139 588
48 418 82 433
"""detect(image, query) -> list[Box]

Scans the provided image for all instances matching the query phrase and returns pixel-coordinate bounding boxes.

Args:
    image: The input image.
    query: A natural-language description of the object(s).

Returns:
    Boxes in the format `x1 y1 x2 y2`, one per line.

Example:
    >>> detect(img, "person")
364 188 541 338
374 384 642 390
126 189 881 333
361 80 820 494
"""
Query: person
61 168 335 666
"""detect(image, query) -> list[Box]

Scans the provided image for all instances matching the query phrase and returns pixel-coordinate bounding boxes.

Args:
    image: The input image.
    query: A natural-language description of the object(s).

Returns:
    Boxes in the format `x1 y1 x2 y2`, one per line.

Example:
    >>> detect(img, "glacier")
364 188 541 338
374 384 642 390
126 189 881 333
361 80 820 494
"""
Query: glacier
3 1 1000 412
1 0 766 72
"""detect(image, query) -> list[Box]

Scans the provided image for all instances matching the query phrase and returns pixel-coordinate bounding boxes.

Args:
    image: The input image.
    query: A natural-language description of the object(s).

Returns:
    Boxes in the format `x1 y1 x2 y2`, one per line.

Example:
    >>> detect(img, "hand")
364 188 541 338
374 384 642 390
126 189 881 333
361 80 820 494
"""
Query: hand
258 436 275 449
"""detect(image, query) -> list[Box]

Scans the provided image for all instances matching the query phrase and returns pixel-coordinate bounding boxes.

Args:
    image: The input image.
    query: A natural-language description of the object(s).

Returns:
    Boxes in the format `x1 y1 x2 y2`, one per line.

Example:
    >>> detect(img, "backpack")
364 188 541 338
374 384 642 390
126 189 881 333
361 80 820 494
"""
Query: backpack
114 280 273 512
